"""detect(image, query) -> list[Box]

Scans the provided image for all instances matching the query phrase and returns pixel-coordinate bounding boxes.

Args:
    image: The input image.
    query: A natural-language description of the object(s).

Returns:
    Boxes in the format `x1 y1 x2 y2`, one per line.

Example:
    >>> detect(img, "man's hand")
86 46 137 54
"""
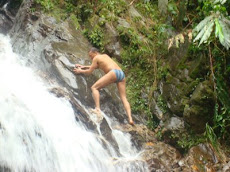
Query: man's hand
75 64 83 68
73 68 82 74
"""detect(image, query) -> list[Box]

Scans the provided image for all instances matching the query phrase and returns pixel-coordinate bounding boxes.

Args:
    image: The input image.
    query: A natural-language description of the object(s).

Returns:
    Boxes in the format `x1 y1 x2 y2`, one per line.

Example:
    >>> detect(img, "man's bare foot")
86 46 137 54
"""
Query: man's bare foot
129 120 134 126
89 108 103 122
90 108 100 114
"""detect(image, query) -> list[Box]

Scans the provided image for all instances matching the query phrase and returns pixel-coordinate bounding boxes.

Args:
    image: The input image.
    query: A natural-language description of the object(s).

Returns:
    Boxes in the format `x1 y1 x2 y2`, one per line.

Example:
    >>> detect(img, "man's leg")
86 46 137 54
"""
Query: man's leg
91 71 116 112
117 79 134 125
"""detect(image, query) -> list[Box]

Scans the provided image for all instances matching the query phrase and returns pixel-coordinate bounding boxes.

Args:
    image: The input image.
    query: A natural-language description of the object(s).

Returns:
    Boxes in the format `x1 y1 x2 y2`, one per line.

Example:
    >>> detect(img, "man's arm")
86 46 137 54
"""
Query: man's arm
74 58 98 75
75 64 91 69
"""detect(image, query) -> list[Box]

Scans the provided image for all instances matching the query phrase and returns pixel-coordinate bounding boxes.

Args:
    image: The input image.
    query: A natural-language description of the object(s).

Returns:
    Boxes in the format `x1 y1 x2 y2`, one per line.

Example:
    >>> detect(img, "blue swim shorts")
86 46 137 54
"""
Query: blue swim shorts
112 69 125 82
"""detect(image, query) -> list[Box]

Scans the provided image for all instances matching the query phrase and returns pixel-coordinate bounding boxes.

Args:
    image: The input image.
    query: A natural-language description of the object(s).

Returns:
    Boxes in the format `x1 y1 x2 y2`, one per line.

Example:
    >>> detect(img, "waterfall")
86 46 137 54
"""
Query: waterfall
0 34 148 172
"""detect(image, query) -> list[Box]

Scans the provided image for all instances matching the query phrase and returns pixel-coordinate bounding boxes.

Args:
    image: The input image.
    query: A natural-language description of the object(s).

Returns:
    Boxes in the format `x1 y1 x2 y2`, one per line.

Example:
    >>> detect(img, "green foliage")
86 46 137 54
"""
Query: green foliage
117 26 155 69
100 0 127 16
35 0 54 11
193 0 230 49
171 132 205 152
135 1 158 19
156 95 168 113
157 62 169 80
70 14 80 30
205 124 218 148
213 76 230 141
77 3 93 22
64 2 75 13
84 26 104 51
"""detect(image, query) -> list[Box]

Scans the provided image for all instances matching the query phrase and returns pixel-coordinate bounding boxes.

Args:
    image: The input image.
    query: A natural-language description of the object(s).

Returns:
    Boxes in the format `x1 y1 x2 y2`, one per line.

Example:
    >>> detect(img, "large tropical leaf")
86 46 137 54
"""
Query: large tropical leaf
219 19 230 49
193 13 230 50
215 18 224 43
193 15 214 43
193 15 214 33
199 21 214 45
213 0 227 4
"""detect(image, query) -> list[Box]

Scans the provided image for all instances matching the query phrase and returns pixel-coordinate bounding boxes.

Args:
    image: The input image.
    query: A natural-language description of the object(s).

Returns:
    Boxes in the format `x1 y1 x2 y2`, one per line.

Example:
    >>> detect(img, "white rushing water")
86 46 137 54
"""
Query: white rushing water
0 34 148 172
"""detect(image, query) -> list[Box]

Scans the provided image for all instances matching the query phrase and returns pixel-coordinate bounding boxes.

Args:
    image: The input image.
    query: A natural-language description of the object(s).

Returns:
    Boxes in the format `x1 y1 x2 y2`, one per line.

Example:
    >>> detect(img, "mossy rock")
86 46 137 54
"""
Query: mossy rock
184 79 200 97
190 80 215 105
183 80 215 133
184 104 210 133
161 77 188 116
188 54 209 79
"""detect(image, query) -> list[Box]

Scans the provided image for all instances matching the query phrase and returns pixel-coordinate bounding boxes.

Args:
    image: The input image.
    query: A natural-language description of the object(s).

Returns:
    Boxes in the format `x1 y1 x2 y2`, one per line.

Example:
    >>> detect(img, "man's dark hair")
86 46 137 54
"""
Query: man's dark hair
90 47 99 53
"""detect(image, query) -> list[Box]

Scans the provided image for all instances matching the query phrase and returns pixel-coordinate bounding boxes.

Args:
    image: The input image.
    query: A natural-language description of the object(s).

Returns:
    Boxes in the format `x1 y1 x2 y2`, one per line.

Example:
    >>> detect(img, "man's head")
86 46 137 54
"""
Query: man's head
89 47 99 59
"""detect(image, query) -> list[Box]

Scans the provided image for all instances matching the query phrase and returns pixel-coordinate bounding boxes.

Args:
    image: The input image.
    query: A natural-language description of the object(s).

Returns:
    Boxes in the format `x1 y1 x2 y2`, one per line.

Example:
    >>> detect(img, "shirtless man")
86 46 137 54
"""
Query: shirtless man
73 47 134 125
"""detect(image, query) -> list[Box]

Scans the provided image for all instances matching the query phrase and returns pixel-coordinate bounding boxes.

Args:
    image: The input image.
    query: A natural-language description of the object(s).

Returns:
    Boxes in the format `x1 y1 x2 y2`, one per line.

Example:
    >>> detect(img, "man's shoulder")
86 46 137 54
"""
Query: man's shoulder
97 54 109 57
95 54 110 60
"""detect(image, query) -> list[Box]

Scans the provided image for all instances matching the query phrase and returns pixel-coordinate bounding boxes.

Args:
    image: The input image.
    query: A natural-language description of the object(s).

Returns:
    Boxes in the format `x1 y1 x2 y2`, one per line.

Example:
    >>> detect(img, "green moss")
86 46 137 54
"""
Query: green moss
70 14 81 30
157 62 170 81
156 95 169 114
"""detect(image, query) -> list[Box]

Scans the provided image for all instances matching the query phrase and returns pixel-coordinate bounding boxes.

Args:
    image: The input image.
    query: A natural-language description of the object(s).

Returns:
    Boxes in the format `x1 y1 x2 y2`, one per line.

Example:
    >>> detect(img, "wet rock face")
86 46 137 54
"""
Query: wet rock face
0 0 22 34
117 124 182 171
115 124 157 149
7 0 129 156
0 9 13 34
0 166 11 172
141 142 182 172
0 0 22 15
104 23 122 61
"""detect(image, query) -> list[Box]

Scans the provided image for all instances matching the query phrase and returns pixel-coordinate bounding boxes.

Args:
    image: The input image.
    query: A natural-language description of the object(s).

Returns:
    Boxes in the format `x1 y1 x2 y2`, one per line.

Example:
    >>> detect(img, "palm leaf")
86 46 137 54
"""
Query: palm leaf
215 18 224 42
213 0 227 4
199 21 214 45
222 17 230 27
193 15 214 33
219 20 230 49
194 19 214 43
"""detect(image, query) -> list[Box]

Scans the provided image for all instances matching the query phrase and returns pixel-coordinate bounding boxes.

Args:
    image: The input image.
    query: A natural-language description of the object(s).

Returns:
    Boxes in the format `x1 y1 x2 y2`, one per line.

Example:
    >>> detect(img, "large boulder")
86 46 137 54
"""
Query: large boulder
183 80 215 133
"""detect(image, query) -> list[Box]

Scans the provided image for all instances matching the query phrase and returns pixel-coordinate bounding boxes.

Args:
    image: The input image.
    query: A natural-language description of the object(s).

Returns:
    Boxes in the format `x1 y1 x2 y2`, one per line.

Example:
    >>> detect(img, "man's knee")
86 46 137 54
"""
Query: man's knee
91 86 95 92
91 85 98 92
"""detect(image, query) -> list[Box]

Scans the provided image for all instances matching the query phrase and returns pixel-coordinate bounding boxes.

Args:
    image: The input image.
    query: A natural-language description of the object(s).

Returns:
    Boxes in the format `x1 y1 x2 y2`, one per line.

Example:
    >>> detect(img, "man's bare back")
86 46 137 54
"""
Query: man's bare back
93 54 121 74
